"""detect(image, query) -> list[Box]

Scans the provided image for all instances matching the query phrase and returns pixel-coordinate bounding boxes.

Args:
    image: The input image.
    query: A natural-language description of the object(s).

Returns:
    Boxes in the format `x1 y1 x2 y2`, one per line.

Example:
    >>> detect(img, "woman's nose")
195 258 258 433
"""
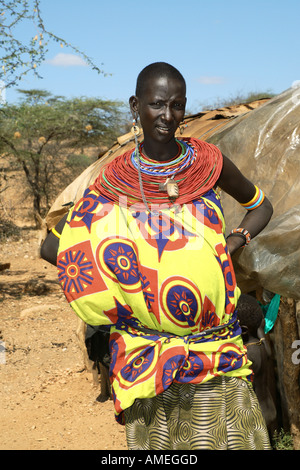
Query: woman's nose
162 105 172 121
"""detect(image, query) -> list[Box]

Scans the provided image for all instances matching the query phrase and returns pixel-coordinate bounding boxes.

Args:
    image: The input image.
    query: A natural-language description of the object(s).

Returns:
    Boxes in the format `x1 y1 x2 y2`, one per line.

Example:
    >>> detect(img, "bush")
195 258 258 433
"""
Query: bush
0 219 21 242
272 428 294 450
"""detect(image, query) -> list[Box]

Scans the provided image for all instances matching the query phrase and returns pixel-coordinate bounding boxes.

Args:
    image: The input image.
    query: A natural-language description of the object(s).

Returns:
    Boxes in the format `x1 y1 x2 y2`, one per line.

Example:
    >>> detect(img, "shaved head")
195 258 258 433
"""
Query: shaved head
135 62 186 98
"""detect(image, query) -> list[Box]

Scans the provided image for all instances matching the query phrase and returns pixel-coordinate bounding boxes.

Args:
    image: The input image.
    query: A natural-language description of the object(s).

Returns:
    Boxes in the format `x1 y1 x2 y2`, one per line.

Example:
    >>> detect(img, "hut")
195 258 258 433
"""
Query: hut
44 88 300 448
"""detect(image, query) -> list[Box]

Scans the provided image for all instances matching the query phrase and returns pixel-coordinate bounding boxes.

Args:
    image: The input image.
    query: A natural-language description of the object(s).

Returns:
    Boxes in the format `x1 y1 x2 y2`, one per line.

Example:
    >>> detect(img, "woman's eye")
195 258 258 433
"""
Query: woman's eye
149 101 184 109
150 101 163 108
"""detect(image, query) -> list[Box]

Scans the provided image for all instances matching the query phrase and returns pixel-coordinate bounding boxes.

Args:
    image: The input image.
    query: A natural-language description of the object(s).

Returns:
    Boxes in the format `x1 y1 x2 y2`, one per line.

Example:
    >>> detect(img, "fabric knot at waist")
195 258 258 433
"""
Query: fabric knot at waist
110 311 251 423
122 314 240 344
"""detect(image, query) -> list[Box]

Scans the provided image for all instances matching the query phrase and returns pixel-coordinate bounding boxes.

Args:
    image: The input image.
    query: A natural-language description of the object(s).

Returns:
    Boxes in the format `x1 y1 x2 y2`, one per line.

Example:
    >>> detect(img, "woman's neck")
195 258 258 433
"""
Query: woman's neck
142 138 179 162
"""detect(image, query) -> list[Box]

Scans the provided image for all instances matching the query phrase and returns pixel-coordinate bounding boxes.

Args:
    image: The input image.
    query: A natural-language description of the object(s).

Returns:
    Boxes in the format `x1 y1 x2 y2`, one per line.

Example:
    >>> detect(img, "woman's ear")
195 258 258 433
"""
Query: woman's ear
129 95 139 118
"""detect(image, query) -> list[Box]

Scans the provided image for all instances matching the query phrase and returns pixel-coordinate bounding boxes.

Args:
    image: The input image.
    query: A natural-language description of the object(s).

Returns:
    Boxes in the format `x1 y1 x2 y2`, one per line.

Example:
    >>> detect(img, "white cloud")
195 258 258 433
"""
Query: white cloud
46 53 88 67
197 76 226 85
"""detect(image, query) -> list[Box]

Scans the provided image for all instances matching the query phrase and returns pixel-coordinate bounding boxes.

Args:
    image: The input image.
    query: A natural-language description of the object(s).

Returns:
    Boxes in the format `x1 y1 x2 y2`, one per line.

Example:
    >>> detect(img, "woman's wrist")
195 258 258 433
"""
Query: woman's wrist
226 233 246 255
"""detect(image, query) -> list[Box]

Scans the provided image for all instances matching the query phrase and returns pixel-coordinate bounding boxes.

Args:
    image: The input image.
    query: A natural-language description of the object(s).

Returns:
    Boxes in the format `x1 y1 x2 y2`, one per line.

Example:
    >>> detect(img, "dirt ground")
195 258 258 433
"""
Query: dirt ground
0 228 127 450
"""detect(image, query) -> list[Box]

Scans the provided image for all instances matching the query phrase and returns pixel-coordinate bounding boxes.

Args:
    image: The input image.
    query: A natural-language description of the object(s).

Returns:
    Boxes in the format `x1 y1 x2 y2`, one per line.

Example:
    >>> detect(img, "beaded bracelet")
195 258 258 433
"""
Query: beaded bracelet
240 186 265 210
51 227 61 239
226 228 251 246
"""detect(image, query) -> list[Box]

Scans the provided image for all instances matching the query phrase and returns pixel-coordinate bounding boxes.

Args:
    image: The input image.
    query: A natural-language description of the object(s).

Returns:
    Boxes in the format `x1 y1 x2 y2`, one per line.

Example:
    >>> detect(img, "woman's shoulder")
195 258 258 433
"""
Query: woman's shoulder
179 136 222 155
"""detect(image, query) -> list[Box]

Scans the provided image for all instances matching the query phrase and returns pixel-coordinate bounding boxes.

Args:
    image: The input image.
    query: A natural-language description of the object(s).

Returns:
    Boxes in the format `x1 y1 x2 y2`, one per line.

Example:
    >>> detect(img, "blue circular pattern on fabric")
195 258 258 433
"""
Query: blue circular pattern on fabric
103 242 139 285
120 346 155 383
166 285 198 325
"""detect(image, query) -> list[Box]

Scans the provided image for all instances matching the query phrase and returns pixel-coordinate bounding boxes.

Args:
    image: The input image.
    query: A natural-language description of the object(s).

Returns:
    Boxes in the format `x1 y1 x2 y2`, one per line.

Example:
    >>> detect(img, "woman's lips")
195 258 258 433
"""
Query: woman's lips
156 125 172 134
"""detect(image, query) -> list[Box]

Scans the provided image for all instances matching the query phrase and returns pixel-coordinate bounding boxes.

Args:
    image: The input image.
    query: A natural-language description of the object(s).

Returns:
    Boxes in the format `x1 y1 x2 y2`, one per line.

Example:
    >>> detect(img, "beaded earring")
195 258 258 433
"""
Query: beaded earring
179 120 188 134
131 117 140 136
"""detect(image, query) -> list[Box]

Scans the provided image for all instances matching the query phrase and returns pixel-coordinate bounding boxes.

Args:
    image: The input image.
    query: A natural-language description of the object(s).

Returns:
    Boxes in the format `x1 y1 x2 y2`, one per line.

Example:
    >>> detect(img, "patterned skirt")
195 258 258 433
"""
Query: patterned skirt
124 376 271 450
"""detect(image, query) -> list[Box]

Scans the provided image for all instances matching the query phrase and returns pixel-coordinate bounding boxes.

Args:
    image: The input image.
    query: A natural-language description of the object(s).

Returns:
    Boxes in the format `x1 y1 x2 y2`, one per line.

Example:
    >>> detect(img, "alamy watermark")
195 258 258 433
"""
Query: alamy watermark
92 197 205 251
292 340 300 365
0 341 5 365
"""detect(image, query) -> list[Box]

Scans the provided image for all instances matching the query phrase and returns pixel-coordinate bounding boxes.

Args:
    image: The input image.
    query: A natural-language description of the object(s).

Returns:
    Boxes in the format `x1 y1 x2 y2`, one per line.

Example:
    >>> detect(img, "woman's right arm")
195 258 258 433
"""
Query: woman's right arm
40 213 68 266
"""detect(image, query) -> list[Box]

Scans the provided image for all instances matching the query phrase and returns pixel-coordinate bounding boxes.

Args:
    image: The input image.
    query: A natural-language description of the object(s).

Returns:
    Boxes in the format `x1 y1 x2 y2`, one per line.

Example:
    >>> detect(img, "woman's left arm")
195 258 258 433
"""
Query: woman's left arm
40 213 68 266
217 154 273 256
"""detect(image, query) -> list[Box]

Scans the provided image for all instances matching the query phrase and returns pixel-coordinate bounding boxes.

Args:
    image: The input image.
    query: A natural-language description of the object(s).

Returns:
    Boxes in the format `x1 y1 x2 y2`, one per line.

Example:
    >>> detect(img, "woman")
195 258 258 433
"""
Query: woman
41 62 273 450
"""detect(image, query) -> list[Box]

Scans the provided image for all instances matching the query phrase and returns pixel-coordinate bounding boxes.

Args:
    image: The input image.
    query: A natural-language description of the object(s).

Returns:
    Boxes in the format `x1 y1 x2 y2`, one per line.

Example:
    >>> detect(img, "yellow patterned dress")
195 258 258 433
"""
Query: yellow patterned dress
57 182 253 420
57 138 272 449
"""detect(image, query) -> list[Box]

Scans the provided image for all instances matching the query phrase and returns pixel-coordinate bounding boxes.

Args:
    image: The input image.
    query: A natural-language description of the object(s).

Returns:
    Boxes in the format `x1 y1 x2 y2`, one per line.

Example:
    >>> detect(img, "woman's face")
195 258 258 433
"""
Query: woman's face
130 75 186 146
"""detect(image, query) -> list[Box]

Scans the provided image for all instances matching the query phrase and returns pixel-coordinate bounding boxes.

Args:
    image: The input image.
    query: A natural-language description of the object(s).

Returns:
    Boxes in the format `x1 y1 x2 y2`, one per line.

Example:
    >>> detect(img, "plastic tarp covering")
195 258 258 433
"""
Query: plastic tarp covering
208 87 300 299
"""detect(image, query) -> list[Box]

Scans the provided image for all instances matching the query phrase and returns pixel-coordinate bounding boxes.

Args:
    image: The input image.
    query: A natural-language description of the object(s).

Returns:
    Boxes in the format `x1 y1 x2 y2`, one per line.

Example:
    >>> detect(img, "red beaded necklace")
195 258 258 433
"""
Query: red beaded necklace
94 137 222 211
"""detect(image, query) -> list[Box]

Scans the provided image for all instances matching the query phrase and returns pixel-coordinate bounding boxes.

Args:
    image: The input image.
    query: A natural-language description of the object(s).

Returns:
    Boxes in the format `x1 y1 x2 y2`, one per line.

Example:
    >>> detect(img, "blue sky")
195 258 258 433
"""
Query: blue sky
4 0 300 113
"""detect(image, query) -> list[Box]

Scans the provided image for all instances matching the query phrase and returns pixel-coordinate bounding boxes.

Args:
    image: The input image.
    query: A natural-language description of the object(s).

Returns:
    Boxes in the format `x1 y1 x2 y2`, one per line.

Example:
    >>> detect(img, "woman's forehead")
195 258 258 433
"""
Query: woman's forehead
141 75 186 98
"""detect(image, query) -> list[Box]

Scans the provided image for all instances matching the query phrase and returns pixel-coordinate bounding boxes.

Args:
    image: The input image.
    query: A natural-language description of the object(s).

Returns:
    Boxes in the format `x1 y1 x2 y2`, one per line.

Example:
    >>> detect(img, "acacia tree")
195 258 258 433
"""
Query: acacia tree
0 90 126 223
0 0 108 235
0 0 104 89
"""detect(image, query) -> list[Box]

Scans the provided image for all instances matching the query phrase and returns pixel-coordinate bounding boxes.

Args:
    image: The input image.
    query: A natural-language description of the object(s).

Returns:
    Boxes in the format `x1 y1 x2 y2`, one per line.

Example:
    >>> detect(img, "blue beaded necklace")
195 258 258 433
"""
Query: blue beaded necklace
131 139 195 177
